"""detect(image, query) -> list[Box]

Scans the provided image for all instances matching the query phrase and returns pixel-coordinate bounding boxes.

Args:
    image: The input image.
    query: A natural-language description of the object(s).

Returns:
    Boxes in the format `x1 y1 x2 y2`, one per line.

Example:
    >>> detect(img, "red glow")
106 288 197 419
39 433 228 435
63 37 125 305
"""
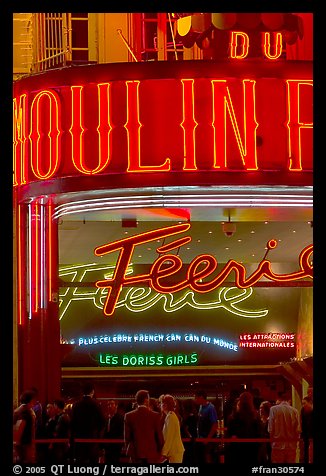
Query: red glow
13 94 27 186
13 69 313 187
30 90 61 179
94 224 313 316
286 80 313 171
126 81 171 172
181 79 198 170
230 32 250 59
263 32 283 60
211 79 258 169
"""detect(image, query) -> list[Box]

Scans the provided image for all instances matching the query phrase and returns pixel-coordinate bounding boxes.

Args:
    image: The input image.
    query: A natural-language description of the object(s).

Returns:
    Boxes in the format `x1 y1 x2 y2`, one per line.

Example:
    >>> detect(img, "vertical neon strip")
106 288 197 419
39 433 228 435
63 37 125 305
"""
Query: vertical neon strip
126 81 170 172
263 32 283 60
17 204 23 325
48 199 53 301
33 200 39 312
13 94 27 186
181 79 198 170
40 200 45 307
28 203 33 318
230 32 250 59
30 90 61 179
211 79 258 170
286 80 313 171
70 86 86 173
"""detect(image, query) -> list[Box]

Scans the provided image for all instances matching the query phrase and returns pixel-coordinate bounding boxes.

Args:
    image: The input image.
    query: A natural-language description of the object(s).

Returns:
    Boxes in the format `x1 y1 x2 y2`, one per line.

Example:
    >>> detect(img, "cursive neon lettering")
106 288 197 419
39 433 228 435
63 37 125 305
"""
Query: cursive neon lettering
94 224 313 316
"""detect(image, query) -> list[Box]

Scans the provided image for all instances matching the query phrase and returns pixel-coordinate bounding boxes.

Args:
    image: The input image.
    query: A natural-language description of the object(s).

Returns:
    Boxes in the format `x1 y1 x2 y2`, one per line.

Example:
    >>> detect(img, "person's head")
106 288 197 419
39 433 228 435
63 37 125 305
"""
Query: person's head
53 399 65 413
238 391 256 416
194 390 207 405
149 397 160 412
277 391 291 404
135 389 150 406
302 395 313 412
46 402 56 418
107 399 118 415
20 390 36 407
82 382 95 397
259 400 272 421
161 394 176 414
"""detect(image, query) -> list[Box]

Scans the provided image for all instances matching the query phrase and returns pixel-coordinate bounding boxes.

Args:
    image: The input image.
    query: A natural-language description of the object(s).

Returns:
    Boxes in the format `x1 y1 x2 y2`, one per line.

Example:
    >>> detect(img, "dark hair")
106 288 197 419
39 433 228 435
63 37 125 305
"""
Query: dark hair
20 390 35 405
277 391 290 401
237 391 257 421
54 399 65 410
259 400 272 417
135 389 149 405
82 382 94 395
195 390 207 400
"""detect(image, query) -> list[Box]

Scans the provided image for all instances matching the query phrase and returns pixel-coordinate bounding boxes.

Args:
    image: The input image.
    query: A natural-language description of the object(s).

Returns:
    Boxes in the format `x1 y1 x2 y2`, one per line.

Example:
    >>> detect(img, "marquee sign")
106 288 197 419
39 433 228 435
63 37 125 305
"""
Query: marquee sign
13 62 313 191
94 223 313 317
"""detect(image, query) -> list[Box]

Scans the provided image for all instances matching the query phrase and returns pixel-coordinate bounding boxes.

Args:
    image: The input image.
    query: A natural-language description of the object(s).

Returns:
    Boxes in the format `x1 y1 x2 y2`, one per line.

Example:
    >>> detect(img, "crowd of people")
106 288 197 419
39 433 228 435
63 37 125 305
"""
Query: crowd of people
13 384 313 465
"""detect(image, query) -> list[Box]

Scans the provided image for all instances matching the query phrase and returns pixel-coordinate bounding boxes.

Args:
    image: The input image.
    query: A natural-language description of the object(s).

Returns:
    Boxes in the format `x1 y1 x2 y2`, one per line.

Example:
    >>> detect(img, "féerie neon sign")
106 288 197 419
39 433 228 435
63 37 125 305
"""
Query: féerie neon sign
94 223 313 316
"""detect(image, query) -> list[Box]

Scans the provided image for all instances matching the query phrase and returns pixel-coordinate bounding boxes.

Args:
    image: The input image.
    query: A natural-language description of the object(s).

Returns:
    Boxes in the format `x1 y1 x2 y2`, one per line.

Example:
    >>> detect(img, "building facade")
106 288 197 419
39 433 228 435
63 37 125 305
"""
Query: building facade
13 13 313 410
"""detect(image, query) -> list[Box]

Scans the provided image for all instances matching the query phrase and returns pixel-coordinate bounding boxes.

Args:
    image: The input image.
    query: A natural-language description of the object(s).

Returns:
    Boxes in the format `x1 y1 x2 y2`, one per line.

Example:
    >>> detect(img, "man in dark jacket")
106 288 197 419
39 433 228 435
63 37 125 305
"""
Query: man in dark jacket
104 399 124 463
70 382 106 464
124 389 164 464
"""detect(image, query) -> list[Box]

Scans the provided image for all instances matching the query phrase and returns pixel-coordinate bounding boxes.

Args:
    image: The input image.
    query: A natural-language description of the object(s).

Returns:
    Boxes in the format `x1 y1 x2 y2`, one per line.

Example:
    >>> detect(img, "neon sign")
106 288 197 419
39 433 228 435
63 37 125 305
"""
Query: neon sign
97 352 198 367
58 263 268 319
73 332 239 352
94 223 313 316
239 332 295 348
13 66 313 188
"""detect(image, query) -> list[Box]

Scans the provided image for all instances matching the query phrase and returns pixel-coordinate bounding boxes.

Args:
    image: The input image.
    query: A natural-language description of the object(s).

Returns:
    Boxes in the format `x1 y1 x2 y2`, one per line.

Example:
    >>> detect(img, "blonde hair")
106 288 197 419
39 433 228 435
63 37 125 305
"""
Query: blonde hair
162 394 176 411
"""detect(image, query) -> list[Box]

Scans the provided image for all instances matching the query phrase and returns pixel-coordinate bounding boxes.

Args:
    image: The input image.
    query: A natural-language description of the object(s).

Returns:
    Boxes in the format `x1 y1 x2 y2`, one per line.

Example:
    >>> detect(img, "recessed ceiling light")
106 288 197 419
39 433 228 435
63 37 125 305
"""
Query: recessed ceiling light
225 247 229 250
251 230 255 234
209 231 213 234
237 239 242 242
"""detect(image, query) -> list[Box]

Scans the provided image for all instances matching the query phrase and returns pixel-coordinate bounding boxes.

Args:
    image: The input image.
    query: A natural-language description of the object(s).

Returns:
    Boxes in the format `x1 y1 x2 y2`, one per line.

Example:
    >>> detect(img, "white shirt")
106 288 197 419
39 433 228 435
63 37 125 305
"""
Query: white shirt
268 401 301 449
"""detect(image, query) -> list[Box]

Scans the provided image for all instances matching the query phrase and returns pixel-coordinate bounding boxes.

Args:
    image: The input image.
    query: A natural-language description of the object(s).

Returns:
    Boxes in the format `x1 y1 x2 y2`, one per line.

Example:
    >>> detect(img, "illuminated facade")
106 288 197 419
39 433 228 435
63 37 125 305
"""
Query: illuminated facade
13 13 313 406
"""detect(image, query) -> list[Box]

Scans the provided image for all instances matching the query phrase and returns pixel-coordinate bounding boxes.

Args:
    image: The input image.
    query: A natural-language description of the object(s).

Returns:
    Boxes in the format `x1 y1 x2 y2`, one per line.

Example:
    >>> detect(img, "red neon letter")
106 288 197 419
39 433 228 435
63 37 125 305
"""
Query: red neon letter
211 79 258 170
181 79 198 170
97 83 113 172
230 32 249 59
95 224 190 315
70 85 112 175
13 94 27 186
125 81 171 172
263 32 283 60
29 90 61 180
286 80 313 171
